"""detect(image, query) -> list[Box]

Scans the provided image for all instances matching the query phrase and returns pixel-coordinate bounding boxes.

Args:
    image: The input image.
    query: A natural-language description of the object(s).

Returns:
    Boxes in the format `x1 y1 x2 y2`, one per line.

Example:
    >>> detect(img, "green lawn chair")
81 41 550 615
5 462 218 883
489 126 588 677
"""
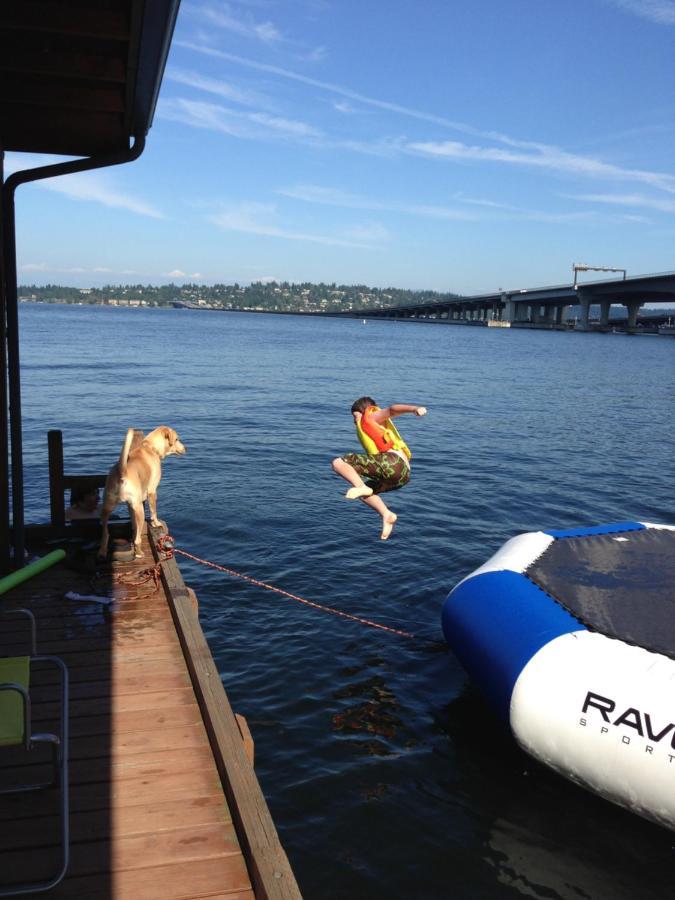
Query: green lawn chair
0 609 69 895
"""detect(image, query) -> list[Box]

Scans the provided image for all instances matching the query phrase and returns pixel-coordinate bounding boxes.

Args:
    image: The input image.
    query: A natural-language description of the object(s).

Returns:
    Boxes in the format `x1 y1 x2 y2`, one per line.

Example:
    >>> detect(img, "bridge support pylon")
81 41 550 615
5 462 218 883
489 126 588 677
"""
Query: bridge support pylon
575 290 591 330
625 299 642 331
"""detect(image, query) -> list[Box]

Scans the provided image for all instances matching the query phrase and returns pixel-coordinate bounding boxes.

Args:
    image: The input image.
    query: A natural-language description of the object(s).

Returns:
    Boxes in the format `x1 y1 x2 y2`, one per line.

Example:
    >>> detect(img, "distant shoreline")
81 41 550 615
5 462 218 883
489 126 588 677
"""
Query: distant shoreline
20 299 675 334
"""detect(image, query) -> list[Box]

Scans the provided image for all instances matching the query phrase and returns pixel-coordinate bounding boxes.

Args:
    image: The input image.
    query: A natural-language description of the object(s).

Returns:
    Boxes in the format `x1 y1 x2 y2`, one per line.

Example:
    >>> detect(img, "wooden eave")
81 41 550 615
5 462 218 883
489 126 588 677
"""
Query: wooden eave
0 0 180 157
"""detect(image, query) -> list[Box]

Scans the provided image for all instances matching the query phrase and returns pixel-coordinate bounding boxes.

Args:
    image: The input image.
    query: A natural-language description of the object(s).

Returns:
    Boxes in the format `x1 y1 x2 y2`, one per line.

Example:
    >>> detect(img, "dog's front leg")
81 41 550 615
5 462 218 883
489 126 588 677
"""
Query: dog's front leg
147 492 161 528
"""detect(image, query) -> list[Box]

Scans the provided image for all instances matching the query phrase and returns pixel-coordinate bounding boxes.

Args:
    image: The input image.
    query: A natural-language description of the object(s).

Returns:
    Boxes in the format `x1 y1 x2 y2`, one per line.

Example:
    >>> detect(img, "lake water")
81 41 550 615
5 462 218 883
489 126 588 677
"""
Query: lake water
19 303 674 899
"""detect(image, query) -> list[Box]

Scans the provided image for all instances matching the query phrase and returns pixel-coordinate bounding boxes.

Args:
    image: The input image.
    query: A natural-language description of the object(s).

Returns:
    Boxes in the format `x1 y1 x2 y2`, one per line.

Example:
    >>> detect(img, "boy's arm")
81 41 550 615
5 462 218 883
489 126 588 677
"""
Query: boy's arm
372 404 427 422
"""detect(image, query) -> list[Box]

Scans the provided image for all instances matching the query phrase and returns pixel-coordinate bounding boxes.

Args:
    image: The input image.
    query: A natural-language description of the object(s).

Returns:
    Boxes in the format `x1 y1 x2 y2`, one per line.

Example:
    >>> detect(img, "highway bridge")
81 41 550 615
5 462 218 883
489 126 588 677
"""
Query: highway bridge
351 271 675 330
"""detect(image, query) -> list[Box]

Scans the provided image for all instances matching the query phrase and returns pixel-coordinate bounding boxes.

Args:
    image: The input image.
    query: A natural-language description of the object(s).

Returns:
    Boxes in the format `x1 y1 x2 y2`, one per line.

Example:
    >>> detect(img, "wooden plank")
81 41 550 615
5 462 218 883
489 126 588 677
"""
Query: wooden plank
30 670 192 702
1 3 130 40
25 625 183 657
2 821 243 877
71 722 210 760
25 702 205 742
2 828 250 897
0 599 173 632
26 644 182 672
2 795 230 850
62 474 108 490
23 627 184 657
0 764 224 824
23 518 128 543
2 744 220 790
45 858 255 900
151 528 302 900
0 107 126 156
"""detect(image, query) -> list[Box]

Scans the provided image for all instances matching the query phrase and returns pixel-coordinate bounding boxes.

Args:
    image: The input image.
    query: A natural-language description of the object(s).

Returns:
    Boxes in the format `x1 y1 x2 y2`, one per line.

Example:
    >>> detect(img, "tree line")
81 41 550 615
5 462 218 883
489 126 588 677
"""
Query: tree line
18 281 459 313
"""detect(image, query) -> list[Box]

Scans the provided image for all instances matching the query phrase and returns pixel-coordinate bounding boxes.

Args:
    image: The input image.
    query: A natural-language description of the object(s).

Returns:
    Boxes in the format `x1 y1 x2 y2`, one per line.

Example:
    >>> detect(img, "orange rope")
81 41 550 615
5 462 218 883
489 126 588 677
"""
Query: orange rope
114 564 162 591
174 547 421 641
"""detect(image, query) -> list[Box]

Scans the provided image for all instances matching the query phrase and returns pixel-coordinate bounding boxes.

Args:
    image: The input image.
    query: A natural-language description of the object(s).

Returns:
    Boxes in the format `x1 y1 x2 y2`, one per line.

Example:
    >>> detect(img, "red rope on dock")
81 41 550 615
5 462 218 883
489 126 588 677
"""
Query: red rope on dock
174 547 420 641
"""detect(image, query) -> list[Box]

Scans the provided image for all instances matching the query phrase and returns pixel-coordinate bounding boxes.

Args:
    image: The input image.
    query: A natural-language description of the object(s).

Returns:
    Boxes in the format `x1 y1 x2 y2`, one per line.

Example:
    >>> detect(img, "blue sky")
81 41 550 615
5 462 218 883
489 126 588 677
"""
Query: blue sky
9 0 675 294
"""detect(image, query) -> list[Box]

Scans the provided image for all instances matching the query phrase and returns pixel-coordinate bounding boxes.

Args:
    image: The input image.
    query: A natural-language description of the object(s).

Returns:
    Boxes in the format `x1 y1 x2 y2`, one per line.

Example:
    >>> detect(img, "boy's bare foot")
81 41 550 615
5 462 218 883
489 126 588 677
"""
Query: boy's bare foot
346 485 373 500
380 512 397 540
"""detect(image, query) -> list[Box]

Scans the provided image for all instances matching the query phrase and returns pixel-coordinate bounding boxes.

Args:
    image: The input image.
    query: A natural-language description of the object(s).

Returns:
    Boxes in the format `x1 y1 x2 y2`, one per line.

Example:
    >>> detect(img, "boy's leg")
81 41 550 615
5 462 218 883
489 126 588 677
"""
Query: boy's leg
331 457 373 499
358 452 409 539
360 494 397 540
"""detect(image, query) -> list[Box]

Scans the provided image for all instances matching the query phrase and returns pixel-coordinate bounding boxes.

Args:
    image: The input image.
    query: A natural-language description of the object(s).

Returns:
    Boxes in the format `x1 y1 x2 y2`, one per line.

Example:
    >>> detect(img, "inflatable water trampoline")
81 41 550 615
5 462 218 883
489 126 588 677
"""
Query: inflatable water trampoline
442 521 675 830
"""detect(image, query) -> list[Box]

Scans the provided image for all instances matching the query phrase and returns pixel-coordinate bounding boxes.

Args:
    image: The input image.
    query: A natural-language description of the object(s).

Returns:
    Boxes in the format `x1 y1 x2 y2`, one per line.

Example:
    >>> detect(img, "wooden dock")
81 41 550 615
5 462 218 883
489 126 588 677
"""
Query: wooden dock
0 523 301 899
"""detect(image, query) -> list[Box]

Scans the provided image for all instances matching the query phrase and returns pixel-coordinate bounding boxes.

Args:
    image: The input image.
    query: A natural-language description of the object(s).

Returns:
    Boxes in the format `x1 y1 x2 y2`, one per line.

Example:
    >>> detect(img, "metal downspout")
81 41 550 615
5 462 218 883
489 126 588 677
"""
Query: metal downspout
2 135 146 568
0 149 9 574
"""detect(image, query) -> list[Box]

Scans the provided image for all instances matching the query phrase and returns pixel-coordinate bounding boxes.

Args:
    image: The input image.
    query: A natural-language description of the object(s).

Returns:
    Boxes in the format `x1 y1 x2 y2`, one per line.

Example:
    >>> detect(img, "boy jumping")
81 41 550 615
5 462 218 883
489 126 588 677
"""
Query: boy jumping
332 396 427 540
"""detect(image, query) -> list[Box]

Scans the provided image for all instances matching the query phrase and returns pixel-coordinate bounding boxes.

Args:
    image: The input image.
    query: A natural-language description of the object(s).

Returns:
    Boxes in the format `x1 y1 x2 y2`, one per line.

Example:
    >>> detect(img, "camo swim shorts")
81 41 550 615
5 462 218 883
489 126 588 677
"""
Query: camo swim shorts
342 450 410 494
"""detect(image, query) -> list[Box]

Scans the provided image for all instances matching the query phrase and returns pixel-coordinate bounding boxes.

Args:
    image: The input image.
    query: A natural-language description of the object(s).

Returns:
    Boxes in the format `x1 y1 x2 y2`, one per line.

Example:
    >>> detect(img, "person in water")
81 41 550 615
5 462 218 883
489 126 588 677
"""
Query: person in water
65 482 101 521
332 396 427 540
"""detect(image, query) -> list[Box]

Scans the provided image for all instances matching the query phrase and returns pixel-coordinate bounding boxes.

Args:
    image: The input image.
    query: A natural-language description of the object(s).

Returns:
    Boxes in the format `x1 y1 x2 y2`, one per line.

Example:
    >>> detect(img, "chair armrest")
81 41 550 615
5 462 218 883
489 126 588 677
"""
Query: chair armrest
0 608 37 655
0 677 30 749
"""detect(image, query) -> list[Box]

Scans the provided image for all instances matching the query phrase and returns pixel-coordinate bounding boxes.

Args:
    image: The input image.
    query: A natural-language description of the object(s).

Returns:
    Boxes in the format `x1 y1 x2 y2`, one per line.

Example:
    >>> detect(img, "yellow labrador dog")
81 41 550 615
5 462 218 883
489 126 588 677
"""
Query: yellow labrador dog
98 426 186 559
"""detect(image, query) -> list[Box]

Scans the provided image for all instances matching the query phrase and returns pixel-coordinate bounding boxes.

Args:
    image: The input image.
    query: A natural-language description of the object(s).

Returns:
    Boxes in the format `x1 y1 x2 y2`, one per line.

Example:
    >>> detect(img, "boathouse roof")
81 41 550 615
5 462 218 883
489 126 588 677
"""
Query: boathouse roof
0 0 181 156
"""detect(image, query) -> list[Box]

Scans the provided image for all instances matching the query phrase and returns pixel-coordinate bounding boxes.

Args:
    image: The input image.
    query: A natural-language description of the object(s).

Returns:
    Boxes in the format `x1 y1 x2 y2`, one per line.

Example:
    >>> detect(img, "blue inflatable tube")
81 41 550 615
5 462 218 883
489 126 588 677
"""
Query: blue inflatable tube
442 521 675 831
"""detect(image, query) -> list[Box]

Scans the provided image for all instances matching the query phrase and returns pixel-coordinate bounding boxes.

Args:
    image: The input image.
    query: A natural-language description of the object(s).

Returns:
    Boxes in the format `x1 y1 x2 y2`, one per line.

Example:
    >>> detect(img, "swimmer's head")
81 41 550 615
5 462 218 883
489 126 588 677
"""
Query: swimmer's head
351 396 376 415
70 482 100 512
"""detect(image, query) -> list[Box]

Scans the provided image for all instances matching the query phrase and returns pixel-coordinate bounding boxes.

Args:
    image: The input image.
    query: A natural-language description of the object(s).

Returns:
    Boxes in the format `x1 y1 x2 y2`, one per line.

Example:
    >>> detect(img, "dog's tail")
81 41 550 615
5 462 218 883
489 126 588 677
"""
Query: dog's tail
117 428 136 477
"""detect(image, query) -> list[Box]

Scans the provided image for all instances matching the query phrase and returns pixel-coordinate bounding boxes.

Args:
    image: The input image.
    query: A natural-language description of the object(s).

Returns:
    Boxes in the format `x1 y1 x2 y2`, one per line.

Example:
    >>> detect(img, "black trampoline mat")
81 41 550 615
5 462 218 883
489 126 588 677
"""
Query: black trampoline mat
526 528 675 659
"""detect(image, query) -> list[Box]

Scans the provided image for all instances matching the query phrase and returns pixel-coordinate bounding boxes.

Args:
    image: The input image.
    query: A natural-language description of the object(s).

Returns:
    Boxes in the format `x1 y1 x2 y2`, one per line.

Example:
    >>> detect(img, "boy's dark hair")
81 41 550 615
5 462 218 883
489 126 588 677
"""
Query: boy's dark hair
70 481 99 507
351 396 376 414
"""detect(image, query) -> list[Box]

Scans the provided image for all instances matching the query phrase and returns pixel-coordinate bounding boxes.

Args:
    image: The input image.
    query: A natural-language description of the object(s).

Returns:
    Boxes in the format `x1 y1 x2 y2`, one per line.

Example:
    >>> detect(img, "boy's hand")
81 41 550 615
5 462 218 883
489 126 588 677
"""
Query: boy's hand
415 406 427 416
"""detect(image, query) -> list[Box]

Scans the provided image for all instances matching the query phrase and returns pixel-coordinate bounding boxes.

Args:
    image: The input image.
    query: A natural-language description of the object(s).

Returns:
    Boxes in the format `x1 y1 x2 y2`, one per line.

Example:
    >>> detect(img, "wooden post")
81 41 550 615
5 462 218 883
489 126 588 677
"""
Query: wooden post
48 430 65 528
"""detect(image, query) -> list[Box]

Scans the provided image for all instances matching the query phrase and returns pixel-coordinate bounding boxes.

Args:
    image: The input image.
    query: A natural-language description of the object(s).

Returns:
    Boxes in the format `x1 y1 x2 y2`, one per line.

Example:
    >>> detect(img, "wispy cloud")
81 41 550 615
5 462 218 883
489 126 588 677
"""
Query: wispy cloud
41 174 165 218
177 42 675 194
302 45 327 63
5 153 164 218
209 202 386 248
20 263 137 276
166 68 275 109
159 97 322 140
187 2 285 44
573 121 674 151
175 41 490 136
341 223 390 244
607 0 675 24
278 184 478 220
185 3 327 61
456 194 600 224
249 111 321 136
407 140 675 194
565 191 675 212
333 101 359 114
279 183 622 225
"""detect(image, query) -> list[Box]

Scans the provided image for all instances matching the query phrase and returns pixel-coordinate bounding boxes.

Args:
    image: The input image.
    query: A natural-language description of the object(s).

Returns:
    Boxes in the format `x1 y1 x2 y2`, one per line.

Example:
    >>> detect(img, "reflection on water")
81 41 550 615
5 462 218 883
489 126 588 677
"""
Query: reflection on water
19 304 675 899
332 665 411 755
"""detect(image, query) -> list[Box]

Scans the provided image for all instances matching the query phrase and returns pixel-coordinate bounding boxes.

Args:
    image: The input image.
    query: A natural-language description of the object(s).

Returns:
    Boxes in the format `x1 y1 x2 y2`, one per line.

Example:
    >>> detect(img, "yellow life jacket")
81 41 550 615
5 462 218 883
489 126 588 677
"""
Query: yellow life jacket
356 405 411 460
